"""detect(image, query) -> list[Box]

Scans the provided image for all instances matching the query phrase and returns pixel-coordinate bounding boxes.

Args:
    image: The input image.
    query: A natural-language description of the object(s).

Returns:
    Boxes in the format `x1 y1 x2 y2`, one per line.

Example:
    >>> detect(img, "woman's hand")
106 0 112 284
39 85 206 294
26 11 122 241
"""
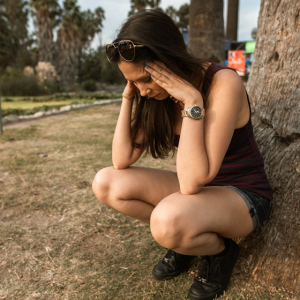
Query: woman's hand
122 80 138 101
145 61 203 106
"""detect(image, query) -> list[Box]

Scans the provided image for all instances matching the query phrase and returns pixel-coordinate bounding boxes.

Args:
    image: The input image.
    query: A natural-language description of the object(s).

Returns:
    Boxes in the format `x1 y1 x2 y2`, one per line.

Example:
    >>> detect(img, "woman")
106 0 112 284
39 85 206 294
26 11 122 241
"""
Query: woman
92 10 272 300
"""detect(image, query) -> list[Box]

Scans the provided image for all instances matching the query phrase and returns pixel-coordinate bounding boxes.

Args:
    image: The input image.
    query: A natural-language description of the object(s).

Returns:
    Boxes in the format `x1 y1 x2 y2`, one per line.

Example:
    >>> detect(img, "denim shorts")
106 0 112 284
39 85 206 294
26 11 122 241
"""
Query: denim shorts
226 186 272 231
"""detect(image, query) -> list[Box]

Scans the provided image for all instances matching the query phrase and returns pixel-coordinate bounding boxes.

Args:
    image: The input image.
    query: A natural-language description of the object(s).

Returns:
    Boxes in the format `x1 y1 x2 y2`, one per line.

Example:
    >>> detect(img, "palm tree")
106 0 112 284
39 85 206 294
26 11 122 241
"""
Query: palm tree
226 0 239 41
128 0 147 15
56 0 82 89
57 0 105 89
148 0 160 9
188 0 225 64
80 7 105 48
0 2 17 69
77 7 105 85
0 0 30 69
165 5 177 21
5 0 32 68
30 0 60 64
176 3 189 31
128 0 161 16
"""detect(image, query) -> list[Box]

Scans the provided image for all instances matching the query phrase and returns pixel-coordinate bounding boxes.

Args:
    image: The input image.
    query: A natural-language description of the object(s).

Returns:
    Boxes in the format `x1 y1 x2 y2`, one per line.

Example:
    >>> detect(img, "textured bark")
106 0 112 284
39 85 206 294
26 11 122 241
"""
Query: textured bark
188 0 225 64
239 0 300 292
57 25 80 89
35 11 55 64
226 0 239 41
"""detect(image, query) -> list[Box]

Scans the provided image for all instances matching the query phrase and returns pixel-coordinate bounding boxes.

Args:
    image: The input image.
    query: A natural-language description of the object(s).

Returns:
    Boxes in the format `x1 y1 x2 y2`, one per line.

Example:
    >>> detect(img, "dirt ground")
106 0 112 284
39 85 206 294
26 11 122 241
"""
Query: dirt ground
0 105 298 299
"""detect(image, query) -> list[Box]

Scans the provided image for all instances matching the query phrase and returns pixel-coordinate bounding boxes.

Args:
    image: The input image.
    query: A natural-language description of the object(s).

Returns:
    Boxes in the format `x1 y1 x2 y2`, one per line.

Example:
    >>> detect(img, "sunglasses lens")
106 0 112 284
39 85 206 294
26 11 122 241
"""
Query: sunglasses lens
118 41 135 61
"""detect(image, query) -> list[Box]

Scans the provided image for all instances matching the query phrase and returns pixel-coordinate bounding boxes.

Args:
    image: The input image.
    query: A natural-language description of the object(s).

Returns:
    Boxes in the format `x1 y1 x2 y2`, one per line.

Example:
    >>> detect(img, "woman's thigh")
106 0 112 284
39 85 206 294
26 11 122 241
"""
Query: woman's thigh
151 186 254 240
93 166 180 206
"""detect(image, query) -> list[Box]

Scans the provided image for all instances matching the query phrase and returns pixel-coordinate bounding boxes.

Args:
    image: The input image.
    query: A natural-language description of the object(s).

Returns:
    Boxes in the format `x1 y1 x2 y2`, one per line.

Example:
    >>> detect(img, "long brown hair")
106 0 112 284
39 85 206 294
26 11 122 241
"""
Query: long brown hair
110 10 216 159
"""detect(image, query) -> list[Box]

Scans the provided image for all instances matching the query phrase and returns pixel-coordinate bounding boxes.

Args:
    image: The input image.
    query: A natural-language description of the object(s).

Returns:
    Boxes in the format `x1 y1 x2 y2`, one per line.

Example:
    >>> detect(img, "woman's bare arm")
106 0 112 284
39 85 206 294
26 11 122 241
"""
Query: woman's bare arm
112 96 144 169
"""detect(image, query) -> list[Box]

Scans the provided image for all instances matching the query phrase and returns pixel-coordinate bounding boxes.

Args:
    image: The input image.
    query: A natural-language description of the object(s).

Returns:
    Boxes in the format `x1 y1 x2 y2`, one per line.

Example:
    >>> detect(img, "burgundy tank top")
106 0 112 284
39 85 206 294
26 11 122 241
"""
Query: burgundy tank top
175 63 273 200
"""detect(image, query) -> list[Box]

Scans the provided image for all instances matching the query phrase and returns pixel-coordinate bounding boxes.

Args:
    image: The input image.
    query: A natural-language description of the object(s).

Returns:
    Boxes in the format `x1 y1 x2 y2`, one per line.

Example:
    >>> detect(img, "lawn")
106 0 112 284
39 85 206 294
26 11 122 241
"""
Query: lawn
0 93 122 117
0 104 298 299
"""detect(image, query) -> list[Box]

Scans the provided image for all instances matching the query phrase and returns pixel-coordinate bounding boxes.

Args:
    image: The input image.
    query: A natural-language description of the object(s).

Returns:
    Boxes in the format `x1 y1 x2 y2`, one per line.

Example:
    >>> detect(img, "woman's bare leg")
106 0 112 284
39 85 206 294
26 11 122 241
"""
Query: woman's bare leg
92 166 180 223
150 186 254 256
93 167 253 256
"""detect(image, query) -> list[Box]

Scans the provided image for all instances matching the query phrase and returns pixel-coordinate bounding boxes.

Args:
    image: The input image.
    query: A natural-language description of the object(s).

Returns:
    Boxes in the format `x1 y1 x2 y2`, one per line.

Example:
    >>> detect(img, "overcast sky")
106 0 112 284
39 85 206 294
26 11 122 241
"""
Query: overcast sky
62 0 262 47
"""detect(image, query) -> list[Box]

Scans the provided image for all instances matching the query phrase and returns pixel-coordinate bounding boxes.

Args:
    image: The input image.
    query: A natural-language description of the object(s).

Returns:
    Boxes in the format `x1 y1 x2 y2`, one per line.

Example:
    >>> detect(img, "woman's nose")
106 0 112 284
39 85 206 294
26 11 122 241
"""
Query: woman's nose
139 85 151 97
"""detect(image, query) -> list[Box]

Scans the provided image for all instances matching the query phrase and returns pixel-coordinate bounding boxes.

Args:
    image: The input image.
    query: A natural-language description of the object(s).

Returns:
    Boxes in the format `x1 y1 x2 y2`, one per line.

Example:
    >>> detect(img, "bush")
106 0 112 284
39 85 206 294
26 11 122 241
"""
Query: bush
0 68 62 96
82 79 97 92
0 74 44 96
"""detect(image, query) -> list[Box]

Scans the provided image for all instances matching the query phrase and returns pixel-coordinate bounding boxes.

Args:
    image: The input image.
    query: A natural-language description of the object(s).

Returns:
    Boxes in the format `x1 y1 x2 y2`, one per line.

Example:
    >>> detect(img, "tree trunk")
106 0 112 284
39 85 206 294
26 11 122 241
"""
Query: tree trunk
188 0 225 65
240 0 300 292
226 0 239 41
57 26 80 90
35 11 55 64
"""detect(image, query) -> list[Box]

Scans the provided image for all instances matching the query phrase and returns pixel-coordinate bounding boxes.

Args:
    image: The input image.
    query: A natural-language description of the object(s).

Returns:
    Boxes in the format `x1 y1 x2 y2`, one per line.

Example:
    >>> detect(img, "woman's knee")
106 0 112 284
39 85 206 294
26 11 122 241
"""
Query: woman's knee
92 166 115 205
150 201 187 249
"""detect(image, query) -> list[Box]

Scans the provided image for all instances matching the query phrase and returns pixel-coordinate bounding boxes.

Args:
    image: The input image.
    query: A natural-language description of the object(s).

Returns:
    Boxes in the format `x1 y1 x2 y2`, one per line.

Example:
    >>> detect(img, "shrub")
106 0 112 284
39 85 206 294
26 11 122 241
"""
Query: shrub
82 79 97 92
0 74 44 96
0 68 62 96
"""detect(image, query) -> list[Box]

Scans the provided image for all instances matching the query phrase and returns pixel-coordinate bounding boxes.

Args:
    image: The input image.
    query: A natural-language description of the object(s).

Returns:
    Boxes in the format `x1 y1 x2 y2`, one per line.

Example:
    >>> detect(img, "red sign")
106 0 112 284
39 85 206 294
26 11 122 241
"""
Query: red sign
228 50 246 76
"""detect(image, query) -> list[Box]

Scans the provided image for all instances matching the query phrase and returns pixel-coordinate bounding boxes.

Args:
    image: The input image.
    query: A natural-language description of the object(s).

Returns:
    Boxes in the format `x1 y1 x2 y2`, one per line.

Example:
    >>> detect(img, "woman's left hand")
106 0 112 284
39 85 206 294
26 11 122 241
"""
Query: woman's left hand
145 61 203 105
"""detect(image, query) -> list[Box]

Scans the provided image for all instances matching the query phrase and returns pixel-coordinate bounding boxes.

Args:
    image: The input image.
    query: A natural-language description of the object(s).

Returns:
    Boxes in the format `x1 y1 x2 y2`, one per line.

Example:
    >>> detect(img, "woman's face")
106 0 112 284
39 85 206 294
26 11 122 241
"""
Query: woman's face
118 60 169 100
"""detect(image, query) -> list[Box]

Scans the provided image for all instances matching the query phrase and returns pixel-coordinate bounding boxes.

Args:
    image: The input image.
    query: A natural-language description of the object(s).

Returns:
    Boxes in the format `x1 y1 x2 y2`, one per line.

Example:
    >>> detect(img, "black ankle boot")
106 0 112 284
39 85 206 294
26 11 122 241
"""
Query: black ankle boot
152 249 197 281
188 238 240 300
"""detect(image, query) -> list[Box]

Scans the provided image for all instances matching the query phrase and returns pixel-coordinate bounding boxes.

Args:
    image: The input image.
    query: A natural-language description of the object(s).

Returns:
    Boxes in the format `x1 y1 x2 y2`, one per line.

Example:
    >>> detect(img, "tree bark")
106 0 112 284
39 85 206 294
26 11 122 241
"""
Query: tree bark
188 0 225 65
240 0 300 292
226 0 239 41
35 13 54 63
57 25 80 89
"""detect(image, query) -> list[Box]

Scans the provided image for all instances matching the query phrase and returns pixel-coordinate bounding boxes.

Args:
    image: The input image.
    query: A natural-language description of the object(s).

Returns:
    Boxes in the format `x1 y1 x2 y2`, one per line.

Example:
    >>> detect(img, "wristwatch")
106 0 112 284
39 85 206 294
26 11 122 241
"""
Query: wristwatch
181 105 205 120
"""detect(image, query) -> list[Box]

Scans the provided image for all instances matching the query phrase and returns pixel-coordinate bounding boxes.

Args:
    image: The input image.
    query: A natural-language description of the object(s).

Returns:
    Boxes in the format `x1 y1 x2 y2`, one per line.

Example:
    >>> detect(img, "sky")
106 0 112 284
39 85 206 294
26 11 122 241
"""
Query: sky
74 0 262 48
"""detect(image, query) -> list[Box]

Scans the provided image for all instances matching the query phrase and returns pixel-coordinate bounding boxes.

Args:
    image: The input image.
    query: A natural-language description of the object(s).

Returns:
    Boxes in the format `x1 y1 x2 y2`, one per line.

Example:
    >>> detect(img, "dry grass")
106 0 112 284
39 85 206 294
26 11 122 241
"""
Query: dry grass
0 104 298 300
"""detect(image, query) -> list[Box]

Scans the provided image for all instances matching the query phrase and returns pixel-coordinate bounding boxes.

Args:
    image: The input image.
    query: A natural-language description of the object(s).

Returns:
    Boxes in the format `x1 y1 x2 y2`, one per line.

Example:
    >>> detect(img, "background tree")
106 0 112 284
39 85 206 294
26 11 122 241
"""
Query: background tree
226 0 239 41
77 7 105 86
176 3 189 32
30 0 60 64
251 27 257 40
128 0 161 16
164 3 189 32
240 0 300 292
78 48 102 84
0 0 32 70
0 1 18 69
56 0 105 89
164 5 177 21
56 0 82 89
188 0 225 64
5 0 31 68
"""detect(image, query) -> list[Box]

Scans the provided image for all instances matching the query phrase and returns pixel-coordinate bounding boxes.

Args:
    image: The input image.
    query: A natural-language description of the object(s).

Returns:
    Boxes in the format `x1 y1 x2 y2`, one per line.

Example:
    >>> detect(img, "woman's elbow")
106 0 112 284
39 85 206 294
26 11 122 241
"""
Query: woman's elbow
180 183 203 195
179 176 215 195
112 162 130 170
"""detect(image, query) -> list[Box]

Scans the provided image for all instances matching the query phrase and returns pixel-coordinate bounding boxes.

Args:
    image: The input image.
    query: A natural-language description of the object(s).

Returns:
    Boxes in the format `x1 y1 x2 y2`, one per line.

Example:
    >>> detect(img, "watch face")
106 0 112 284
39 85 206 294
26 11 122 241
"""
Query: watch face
190 106 203 119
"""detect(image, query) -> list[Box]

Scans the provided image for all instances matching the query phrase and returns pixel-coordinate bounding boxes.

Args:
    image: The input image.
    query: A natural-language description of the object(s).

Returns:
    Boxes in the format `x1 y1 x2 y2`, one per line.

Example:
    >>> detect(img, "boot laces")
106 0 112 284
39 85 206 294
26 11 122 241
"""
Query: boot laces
163 249 175 265
196 256 215 286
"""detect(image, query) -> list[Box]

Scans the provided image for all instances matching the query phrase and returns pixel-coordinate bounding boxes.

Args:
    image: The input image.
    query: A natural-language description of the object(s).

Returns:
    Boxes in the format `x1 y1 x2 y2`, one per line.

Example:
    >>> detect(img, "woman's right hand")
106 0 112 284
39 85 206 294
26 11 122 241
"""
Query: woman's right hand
122 80 138 101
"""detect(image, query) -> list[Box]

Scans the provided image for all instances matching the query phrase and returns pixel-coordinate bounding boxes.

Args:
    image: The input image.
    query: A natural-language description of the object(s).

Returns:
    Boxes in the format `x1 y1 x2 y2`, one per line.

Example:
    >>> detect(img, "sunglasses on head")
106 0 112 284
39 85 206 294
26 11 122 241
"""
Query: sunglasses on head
106 40 145 62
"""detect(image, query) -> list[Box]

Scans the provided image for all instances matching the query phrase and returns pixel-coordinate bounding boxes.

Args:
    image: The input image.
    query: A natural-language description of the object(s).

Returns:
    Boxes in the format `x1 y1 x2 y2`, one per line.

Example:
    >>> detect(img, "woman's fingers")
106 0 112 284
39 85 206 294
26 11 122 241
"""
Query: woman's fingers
145 63 172 86
152 61 173 76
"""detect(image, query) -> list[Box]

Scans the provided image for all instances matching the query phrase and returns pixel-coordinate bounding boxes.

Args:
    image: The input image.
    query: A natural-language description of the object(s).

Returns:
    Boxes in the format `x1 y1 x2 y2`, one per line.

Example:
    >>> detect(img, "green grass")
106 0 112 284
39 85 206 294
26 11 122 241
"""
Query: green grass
0 104 299 300
0 93 122 117
1 100 75 110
